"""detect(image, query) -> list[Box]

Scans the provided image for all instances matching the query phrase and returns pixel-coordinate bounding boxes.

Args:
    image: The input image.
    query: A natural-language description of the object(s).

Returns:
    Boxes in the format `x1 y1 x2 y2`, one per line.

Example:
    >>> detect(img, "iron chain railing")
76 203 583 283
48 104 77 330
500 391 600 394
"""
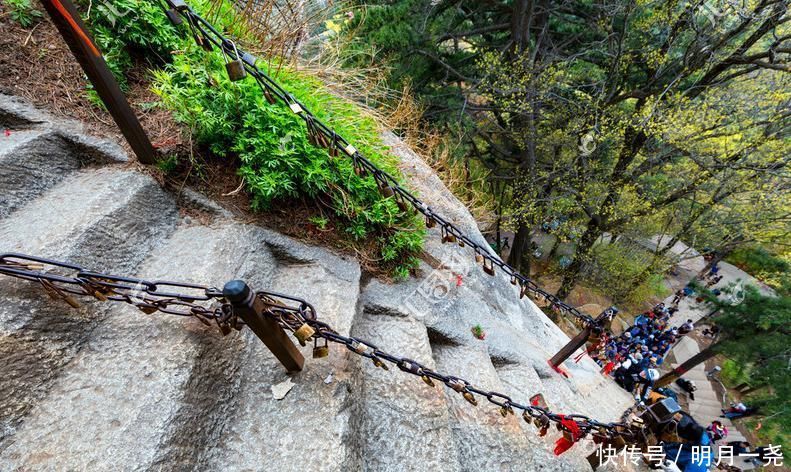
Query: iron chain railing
0 252 643 451
161 0 601 330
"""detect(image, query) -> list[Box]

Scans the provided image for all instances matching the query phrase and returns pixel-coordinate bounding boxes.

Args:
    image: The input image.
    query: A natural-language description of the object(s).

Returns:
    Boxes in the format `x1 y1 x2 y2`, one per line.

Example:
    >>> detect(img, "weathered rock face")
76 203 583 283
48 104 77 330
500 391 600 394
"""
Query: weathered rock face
0 95 634 471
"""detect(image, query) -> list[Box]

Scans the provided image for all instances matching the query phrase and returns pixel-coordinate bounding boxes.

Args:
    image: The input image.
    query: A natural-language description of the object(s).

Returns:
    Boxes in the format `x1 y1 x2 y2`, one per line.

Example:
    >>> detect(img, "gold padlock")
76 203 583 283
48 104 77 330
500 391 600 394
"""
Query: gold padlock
371 356 389 370
137 305 157 315
500 404 514 417
379 183 395 198
263 88 277 104
441 227 457 244
462 391 477 406
293 323 315 346
313 338 329 359
483 259 495 276
421 375 435 387
425 215 437 229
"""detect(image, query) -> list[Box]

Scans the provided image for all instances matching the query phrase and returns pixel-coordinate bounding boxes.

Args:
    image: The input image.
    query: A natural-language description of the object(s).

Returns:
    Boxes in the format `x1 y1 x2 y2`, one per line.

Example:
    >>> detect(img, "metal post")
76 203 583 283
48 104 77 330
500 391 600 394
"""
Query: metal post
223 280 304 372
39 0 156 164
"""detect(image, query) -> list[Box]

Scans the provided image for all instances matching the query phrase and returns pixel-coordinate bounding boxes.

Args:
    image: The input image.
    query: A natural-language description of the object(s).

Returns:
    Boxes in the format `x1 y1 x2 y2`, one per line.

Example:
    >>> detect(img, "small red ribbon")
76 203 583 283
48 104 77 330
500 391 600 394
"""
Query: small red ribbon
553 415 582 456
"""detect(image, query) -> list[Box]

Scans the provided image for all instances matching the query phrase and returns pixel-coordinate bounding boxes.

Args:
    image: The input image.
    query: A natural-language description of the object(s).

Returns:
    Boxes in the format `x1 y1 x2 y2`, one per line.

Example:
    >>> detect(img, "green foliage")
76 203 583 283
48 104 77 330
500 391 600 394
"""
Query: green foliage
344 0 791 298
73 0 424 275
710 287 791 449
152 49 424 274
309 216 329 230
720 359 750 387
728 246 790 296
156 155 179 174
75 0 182 87
585 241 669 304
3 0 42 27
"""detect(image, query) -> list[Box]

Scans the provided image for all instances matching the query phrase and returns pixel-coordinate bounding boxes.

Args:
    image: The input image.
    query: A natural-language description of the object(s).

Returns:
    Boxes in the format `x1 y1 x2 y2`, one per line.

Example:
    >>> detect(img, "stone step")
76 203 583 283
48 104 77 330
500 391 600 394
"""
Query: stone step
432 342 534 471
204 228 362 471
0 167 178 445
0 224 268 470
0 130 127 219
345 279 460 472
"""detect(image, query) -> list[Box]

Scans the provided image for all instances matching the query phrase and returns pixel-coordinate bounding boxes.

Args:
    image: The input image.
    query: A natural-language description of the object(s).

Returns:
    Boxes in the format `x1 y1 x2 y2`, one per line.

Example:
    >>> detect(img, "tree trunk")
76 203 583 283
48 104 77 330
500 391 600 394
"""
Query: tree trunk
509 222 532 273
555 220 601 299
547 235 561 259
655 344 718 388
555 122 648 300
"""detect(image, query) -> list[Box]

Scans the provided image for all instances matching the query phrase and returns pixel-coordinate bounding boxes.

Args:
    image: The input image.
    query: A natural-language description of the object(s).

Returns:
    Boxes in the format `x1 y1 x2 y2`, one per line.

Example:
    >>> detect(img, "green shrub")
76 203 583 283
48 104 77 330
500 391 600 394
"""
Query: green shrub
75 0 182 87
3 0 42 27
78 0 424 275
152 50 424 274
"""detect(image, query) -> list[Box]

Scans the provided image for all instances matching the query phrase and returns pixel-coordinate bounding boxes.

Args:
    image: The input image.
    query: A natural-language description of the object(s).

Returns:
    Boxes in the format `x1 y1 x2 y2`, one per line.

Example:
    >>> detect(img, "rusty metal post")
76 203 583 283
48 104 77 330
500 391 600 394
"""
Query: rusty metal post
39 0 156 164
548 307 617 374
223 280 304 372
548 325 592 371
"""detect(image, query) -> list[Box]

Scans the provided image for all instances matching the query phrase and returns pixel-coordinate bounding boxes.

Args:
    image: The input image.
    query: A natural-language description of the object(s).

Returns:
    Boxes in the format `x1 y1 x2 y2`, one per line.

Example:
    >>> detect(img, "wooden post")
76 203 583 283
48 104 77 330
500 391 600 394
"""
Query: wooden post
223 280 304 372
549 325 592 370
655 345 717 388
39 0 156 164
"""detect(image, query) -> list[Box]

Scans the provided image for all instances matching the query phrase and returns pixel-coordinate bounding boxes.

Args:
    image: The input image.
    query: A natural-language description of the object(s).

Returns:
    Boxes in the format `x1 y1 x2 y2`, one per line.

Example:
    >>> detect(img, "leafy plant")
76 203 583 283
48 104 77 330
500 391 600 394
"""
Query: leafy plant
309 216 329 231
4 0 42 27
75 0 182 88
78 0 424 275
152 50 424 274
471 324 486 340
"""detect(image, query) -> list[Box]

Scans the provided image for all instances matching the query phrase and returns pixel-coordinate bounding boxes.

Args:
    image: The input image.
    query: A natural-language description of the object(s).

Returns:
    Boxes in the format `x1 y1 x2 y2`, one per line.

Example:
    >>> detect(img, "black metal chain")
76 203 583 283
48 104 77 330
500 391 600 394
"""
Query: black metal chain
160 0 598 328
0 252 641 447
271 294 641 444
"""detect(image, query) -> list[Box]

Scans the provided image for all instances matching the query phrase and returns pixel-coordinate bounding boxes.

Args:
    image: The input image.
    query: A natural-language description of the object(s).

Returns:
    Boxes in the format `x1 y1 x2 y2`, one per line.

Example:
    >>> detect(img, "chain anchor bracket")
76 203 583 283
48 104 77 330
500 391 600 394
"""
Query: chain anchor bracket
223 280 305 372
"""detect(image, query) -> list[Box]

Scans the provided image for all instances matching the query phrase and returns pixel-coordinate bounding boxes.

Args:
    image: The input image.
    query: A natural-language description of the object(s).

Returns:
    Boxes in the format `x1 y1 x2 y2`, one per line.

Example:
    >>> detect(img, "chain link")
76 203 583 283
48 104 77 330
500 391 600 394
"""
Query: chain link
1 252 642 448
161 0 600 328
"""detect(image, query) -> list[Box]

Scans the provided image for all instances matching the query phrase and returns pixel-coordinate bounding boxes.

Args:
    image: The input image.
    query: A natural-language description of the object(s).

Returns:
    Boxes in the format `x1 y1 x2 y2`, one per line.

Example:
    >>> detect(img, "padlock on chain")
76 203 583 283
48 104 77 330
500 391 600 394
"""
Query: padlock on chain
462 391 477 406
482 257 495 276
441 226 457 244
223 40 247 82
371 355 389 370
329 134 339 157
312 337 329 359
378 181 396 199
474 251 484 265
293 323 315 346
263 88 277 104
425 214 437 229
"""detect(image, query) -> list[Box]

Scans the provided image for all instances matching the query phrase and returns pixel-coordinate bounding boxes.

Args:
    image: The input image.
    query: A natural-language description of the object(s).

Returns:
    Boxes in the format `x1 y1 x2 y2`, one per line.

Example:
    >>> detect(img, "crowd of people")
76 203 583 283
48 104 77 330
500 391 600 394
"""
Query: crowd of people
588 295 697 403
